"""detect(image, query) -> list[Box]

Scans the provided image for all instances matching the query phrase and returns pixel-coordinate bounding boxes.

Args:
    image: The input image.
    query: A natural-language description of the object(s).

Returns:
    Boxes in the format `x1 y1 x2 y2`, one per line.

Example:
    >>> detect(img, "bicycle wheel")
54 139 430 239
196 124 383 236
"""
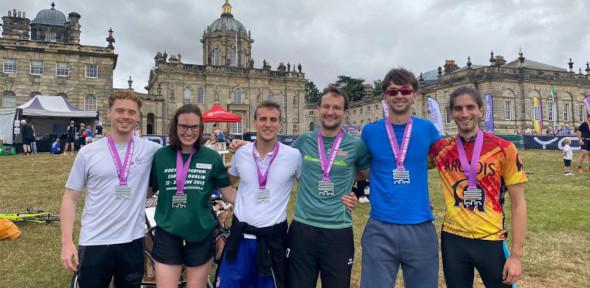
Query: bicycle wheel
70 273 80 288
27 213 60 223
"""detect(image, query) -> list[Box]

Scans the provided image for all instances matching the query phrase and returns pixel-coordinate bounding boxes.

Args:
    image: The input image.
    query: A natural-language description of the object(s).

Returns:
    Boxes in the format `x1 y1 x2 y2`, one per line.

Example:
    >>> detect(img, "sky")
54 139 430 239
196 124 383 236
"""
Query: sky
3 0 590 93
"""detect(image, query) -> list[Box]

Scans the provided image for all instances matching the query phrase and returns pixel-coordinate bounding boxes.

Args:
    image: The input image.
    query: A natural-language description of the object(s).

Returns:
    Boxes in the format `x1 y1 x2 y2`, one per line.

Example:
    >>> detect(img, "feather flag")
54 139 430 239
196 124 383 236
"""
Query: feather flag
427 97 444 135
584 96 590 116
484 93 494 133
533 96 543 134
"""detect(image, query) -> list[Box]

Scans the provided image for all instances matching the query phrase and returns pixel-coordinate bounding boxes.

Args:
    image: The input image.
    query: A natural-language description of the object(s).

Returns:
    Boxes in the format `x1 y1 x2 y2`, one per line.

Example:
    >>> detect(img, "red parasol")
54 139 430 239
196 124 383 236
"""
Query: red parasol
202 104 242 122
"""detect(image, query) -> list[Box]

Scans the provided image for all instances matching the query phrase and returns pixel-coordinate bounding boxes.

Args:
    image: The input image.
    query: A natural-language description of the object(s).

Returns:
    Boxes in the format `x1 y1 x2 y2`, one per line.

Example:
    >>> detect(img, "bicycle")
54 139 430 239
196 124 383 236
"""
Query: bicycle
0 208 60 224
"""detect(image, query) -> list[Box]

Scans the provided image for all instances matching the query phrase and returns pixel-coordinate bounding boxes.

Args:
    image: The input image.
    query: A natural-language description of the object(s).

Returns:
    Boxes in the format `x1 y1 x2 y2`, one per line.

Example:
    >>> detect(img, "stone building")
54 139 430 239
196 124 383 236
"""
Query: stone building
310 51 590 135
0 3 117 125
143 0 307 135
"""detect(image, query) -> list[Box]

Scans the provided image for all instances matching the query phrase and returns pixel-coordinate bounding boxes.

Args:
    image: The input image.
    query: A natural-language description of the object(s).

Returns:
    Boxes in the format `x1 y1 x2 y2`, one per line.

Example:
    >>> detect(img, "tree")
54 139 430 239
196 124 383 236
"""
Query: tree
334 75 365 102
305 80 320 103
372 79 384 97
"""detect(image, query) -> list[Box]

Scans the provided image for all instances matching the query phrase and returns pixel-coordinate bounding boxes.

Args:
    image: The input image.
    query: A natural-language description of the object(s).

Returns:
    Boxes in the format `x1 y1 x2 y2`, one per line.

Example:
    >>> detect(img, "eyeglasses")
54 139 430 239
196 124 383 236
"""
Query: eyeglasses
177 124 200 132
384 87 414 96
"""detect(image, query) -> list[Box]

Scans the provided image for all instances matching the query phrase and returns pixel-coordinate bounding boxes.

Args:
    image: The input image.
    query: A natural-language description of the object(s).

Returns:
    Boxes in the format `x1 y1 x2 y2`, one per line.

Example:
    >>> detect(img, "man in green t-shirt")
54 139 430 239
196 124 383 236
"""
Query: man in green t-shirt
287 86 370 288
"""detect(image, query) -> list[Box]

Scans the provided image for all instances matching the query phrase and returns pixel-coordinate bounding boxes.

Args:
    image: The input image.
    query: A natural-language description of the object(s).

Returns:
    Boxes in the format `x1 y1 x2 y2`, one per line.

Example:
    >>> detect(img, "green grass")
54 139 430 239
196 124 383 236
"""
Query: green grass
0 150 589 287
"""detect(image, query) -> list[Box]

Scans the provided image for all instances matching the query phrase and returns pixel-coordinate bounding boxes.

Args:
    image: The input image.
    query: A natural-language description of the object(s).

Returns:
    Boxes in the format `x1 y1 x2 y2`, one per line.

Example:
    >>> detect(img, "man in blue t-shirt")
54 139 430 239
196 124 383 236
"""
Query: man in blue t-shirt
360 68 440 288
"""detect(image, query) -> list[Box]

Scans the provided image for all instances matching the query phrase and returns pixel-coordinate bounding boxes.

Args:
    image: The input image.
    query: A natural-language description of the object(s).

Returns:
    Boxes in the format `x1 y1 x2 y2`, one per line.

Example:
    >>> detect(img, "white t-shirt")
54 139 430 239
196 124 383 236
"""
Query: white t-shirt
228 142 302 231
65 136 160 245
563 144 573 160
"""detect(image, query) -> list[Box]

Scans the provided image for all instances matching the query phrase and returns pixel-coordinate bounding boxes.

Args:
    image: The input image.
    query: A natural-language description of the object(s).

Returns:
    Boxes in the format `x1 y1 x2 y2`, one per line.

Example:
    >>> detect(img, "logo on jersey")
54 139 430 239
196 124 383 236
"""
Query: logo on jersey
452 179 486 212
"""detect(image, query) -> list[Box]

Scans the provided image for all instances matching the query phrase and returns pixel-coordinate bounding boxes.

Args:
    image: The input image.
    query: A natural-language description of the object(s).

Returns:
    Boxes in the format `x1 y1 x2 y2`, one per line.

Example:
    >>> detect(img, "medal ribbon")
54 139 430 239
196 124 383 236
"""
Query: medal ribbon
381 100 413 170
176 149 195 195
317 130 344 181
252 141 280 189
107 136 134 186
455 129 484 189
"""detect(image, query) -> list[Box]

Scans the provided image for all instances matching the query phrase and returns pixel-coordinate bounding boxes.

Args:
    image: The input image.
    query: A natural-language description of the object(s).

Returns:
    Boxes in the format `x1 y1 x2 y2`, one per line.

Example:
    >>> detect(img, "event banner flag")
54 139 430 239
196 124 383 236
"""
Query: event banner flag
533 96 543 134
550 84 557 128
427 97 444 135
484 93 494 133
584 96 590 115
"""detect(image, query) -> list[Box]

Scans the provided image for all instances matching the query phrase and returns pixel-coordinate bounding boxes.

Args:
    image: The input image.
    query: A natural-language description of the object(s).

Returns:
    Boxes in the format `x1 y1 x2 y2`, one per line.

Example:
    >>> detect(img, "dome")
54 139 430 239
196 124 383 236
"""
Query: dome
206 1 248 37
32 3 66 26
208 15 248 36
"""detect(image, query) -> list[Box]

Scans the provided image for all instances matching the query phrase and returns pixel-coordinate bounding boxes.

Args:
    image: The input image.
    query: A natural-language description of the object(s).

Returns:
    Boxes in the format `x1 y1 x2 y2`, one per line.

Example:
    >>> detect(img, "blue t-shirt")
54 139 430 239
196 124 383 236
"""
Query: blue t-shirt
50 142 61 154
361 116 440 224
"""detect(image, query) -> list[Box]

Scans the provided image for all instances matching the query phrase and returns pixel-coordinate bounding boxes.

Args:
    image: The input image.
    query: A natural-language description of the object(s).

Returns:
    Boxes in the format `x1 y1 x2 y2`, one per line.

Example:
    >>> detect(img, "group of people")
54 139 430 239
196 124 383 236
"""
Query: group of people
53 120 103 155
61 68 529 288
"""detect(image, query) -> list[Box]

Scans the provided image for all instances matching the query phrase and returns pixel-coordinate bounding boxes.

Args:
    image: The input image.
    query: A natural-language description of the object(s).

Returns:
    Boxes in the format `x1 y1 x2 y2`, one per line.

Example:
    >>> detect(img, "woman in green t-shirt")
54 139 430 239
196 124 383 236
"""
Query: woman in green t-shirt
149 104 235 287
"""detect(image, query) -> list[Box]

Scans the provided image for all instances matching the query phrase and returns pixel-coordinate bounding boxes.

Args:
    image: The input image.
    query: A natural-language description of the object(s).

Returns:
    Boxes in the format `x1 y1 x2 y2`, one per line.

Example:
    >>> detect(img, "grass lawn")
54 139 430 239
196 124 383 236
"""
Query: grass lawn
0 149 589 287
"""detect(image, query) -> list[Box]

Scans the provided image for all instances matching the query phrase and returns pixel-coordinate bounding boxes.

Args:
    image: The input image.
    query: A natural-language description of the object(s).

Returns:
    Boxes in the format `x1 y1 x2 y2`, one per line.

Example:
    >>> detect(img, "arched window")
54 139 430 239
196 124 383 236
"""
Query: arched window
212 48 220 65
184 87 192 104
197 87 205 104
85 95 97 111
147 113 155 134
2 91 16 108
234 88 242 104
230 48 237 66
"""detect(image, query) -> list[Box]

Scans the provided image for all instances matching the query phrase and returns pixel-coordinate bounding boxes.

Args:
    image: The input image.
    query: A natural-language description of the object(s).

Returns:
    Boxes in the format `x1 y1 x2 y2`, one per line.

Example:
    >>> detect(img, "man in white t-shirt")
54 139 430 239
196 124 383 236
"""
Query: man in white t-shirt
216 101 302 288
60 90 160 288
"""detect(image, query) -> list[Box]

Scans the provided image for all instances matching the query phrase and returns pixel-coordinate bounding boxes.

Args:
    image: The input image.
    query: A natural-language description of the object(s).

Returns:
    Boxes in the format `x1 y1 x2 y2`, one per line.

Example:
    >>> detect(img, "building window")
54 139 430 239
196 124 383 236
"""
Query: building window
445 107 451 123
504 100 512 120
2 91 16 108
308 110 315 116
56 62 69 77
267 90 273 101
234 88 242 104
85 95 97 111
548 102 554 121
197 87 205 104
212 48 220 65
183 87 192 105
563 103 570 121
231 121 242 134
3 59 16 73
30 61 43 75
45 32 57 42
279 93 285 110
579 104 585 121
85 64 98 78
229 48 237 66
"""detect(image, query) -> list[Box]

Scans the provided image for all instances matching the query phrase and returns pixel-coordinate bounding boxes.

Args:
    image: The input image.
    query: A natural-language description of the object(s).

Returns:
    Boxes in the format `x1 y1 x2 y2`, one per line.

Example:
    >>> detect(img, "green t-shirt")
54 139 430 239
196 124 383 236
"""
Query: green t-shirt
150 145 230 242
292 131 370 228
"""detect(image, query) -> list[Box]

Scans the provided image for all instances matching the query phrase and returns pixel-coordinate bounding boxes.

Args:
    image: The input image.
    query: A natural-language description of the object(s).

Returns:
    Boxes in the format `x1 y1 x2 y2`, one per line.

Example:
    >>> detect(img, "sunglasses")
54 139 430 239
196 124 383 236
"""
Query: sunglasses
384 87 414 96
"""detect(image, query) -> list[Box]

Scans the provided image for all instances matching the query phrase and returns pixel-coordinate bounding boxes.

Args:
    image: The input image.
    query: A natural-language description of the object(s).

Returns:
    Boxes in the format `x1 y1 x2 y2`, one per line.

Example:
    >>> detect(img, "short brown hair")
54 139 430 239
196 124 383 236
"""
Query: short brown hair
448 86 483 110
109 90 142 109
168 104 204 151
254 100 282 120
319 85 348 110
382 68 418 92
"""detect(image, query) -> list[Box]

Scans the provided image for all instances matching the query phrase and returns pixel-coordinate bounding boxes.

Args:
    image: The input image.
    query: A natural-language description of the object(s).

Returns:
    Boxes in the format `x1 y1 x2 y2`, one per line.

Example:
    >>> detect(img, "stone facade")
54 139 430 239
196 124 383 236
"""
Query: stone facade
0 4 117 126
143 1 307 135
308 53 590 135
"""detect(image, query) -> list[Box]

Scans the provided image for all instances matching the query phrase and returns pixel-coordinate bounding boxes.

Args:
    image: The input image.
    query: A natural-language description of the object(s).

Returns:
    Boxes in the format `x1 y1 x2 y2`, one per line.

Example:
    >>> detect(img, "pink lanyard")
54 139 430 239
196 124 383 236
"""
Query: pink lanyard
317 130 344 181
455 130 484 189
252 142 280 189
176 149 195 195
107 136 134 185
382 100 413 170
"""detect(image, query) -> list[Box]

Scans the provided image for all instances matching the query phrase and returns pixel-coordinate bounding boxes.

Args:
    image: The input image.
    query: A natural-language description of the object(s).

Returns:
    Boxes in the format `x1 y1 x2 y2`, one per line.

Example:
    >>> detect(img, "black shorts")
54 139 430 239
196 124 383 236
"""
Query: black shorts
151 226 215 267
77 237 145 288
583 141 590 151
564 159 572 167
67 135 76 143
23 138 33 145
286 221 354 288
441 231 511 288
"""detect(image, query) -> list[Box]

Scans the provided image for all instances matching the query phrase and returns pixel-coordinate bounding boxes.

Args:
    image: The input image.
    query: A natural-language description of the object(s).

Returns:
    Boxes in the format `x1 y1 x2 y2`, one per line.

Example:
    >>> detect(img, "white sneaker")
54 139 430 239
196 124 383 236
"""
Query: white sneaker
564 172 572 176
359 196 370 203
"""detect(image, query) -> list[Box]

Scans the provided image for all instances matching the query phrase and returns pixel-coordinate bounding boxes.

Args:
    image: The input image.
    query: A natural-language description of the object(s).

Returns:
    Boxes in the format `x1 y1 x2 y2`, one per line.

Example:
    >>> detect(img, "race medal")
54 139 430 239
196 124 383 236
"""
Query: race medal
392 168 410 184
382 100 413 185
175 149 195 209
256 188 271 205
456 129 485 211
114 185 131 200
171 194 188 208
108 137 134 200
317 130 345 198
318 180 335 198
